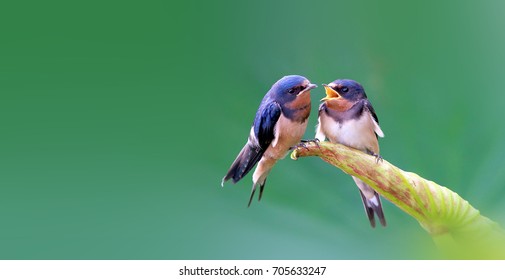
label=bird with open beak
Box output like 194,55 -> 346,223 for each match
222,75 -> 317,206
316,79 -> 386,227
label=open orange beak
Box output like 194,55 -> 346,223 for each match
321,84 -> 340,101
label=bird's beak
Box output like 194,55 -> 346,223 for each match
298,83 -> 317,95
321,84 -> 340,101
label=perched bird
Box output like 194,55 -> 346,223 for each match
316,79 -> 386,227
222,75 -> 317,206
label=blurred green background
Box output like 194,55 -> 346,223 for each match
1,0 -> 505,259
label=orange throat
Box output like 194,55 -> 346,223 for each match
325,98 -> 354,112
289,91 -> 311,109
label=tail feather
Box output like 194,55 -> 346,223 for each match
222,143 -> 264,186
359,190 -> 376,228
247,184 -> 257,207
352,176 -> 387,227
247,178 -> 267,207
258,177 -> 267,202
358,190 -> 387,228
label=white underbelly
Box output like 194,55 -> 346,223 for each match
320,113 -> 378,153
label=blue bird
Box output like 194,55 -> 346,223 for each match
222,75 -> 317,206
316,79 -> 387,227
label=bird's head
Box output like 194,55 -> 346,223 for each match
322,79 -> 367,102
270,75 -> 317,102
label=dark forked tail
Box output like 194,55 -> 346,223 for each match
222,143 -> 264,186
359,190 -> 387,228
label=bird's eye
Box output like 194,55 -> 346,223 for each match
288,88 -> 295,94
341,86 -> 349,93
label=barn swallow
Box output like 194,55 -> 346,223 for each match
222,75 -> 316,206
316,79 -> 386,227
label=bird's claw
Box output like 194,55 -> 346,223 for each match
292,141 -> 310,151
301,138 -> 320,143
300,138 -> 320,148
366,149 -> 383,163
291,139 -> 321,151
374,154 -> 383,163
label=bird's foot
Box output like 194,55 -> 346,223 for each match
300,138 -> 320,148
292,139 -> 320,151
291,142 -> 310,151
367,149 -> 383,163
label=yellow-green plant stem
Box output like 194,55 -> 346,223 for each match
291,141 -> 505,259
